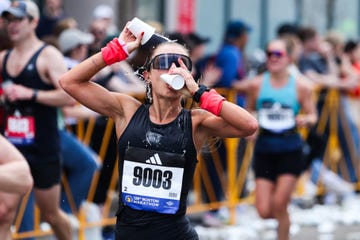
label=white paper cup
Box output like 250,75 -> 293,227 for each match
128,17 -> 156,45
160,74 -> 184,90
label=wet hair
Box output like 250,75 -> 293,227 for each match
128,34 -> 172,71
167,32 -> 188,47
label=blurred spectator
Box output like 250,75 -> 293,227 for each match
59,28 -> 94,64
58,28 -> 100,214
186,32 -> 209,62
297,26 -> 335,173
217,19 -> 251,81
36,0 -> 65,39
297,26 -> 344,87
324,30 -> 360,180
42,17 -> 78,49
187,32 -> 222,87
53,17 -> 78,37
277,22 -> 299,37
214,19 -> 251,106
298,27 -> 357,200
344,39 -> 360,113
92,4 -> 118,36
88,18 -> 108,56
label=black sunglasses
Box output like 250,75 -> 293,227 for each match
147,53 -> 192,71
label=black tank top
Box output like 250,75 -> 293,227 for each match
117,104 -> 197,223
2,45 -> 60,162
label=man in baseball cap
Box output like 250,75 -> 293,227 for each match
1,0 -> 39,20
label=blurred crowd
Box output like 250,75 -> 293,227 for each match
0,0 -> 359,240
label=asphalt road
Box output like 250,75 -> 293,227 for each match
190,195 -> 360,240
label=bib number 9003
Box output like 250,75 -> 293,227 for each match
133,166 -> 172,189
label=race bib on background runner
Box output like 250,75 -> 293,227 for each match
258,102 -> 295,133
5,109 -> 35,145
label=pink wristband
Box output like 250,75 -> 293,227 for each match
101,38 -> 128,65
200,89 -> 226,116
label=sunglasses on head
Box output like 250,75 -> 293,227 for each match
266,50 -> 286,58
148,53 -> 192,71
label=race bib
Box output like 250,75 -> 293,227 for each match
258,102 -> 295,132
5,110 -> 35,145
121,146 -> 185,214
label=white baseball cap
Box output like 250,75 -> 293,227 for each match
93,4 -> 113,20
58,28 -> 94,53
1,0 -> 39,19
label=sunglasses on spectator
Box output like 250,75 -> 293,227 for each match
148,53 -> 192,71
266,50 -> 287,58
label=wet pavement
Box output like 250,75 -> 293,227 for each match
190,195 -> 360,240
34,194 -> 360,239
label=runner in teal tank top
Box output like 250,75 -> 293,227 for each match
232,37 -> 317,240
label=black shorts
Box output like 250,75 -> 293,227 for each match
28,157 -> 62,189
115,214 -> 199,240
253,149 -> 304,182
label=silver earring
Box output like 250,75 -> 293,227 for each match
146,82 -> 153,104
